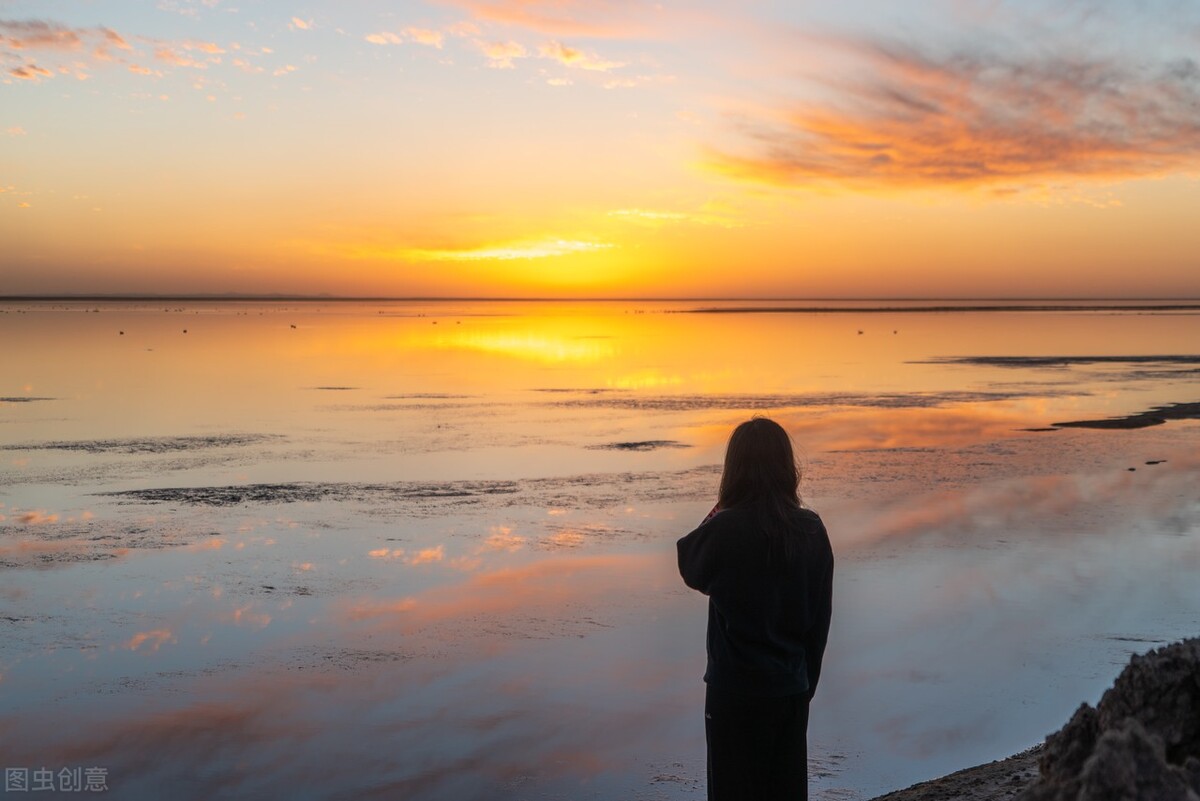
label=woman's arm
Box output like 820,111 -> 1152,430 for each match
805,539 -> 835,700
676,507 -> 722,594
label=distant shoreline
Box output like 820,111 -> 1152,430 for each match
3,296 -> 1200,313
685,304 -> 1200,313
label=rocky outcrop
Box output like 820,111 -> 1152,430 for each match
1017,638 -> 1200,801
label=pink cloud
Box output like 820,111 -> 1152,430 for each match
8,64 -> 53,81
448,0 -> 651,39
0,19 -> 83,51
709,34 -> 1200,191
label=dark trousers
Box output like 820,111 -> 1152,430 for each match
705,685 -> 810,801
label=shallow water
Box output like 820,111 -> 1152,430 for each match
2,300 -> 1199,800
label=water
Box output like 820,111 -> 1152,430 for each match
2,299 -> 1199,800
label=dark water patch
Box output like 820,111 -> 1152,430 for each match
311,386 -> 360,391
381,393 -> 474,400
328,402 -> 491,412
586,440 -> 691,451
1020,427 -> 1061,433
545,390 -> 1053,413
1053,402 -> 1200,430
103,479 -> 523,507
7,433 -> 284,454
0,397 -> 55,403
101,466 -> 721,513
921,355 -> 1200,368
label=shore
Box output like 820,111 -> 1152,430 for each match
868,746 -> 1042,801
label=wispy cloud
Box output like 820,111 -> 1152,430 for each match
405,27 -> 445,48
0,19 -> 85,50
1,18 -> 235,82
607,206 -> 742,228
365,27 -> 445,48
290,17 -> 312,31
475,39 -> 527,68
448,0 -> 651,39
154,45 -> 207,69
405,238 -> 613,262
709,35 -> 1200,192
8,64 -> 53,81
538,40 -> 623,72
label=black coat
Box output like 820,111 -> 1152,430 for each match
677,502 -> 834,698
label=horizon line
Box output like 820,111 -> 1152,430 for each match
4,294 -> 1200,303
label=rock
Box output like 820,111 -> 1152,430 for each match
1017,638 -> 1200,801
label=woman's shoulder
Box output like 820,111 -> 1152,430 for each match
794,505 -> 824,525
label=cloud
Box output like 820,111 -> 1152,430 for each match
154,46 -> 207,68
709,35 -> 1200,191
448,0 -> 650,38
607,207 -> 742,228
365,31 -> 402,45
93,28 -> 133,61
0,19 -> 83,51
475,39 -> 526,68
290,17 -> 312,31
184,39 -> 225,54
1,20 -> 139,71
8,64 -> 53,81
231,57 -> 262,74
404,238 -> 613,261
405,27 -> 444,48
1,18 -> 236,80
4,126 -> 25,135
538,40 -> 623,71
365,27 -> 445,48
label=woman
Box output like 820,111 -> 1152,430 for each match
677,417 -> 834,801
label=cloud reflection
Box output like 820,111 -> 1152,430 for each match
345,553 -> 660,629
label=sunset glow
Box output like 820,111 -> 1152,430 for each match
3,1 -> 1200,297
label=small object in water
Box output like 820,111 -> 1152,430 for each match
119,331 -> 124,335
1127,467 -> 1136,472
1145,459 -> 1166,465
290,324 -> 297,329
183,329 -> 187,333
857,330 -> 863,335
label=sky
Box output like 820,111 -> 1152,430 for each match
2,0 -> 1200,298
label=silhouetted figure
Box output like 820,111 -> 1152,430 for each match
678,417 -> 834,801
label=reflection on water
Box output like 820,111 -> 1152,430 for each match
2,300 -> 1200,799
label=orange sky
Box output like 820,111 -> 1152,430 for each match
3,1 -> 1200,297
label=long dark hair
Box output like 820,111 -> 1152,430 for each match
718,417 -> 802,536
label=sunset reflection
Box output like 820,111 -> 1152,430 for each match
2,301 -> 1200,799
